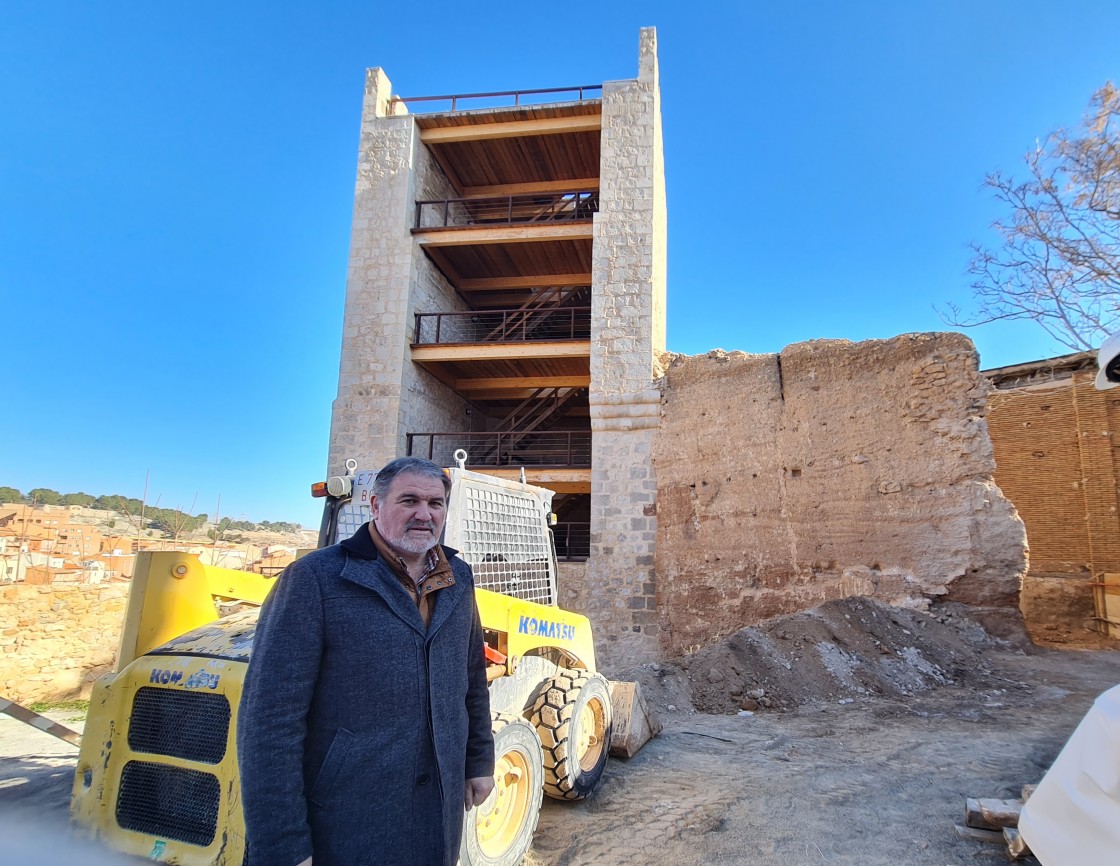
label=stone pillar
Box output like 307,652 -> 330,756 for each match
586,28 -> 669,669
327,69 -> 418,476
1072,372 -> 1120,574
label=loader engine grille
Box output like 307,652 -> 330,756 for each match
335,501 -> 367,545
458,486 -> 555,606
128,687 -> 231,764
116,760 -> 220,846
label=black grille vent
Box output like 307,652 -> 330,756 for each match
116,760 -> 220,847
129,687 -> 230,764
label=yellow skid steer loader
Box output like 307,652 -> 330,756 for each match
72,454 -> 657,865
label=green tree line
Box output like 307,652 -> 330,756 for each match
0,486 -> 301,535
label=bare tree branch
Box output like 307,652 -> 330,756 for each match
944,83 -> 1120,351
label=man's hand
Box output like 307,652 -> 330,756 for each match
464,776 -> 495,811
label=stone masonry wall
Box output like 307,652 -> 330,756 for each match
328,68 -> 416,475
653,334 -> 1027,657
397,137 -> 471,460
1,584 -> 128,702
329,70 -> 469,473
586,28 -> 668,670
591,27 -> 668,394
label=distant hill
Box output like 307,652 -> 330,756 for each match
0,485 -> 315,547
64,505 -> 320,549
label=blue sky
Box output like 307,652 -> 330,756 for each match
3,1 -> 1118,528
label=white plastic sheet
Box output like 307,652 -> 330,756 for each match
1019,684 -> 1120,865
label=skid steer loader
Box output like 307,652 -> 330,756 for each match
71,453 -> 649,866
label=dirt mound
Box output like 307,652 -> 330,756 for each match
620,597 -> 1029,716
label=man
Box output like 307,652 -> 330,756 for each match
238,457 -> 495,866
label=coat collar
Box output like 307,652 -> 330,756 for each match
338,523 -> 465,639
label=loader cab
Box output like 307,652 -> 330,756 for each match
315,454 -> 562,608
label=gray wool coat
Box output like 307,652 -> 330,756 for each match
237,524 -> 494,866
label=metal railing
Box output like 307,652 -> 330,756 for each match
390,85 -> 603,114
553,522 -> 590,561
414,307 -> 591,345
414,191 -> 597,230
407,431 -> 591,468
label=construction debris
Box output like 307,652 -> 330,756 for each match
964,797 -> 1022,830
623,597 -> 1025,716
960,790 -> 1034,860
1003,827 -> 1030,860
953,824 -> 1004,844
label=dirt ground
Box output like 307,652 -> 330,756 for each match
529,598 -> 1120,866
1,598 -> 1118,865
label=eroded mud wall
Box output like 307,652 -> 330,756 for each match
653,333 -> 1026,656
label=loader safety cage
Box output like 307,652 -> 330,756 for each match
319,463 -> 559,608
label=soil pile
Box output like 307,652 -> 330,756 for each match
622,596 -> 1031,716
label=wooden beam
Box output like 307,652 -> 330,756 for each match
459,293 -> 537,309
463,392 -> 593,403
411,358 -> 459,390
411,342 -> 591,363
455,375 -> 590,392
450,389 -> 552,401
462,178 -> 600,197
459,274 -> 591,291
416,223 -> 593,246
474,468 -> 591,494
419,246 -> 463,287
421,115 -> 601,144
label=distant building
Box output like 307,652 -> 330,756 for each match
0,506 -> 103,559
248,545 -> 297,576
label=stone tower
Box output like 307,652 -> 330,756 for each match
328,28 -> 667,668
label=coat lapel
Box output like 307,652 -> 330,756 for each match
339,557 -> 426,637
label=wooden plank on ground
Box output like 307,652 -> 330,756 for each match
954,824 -> 1004,844
965,797 -> 1022,830
1004,827 -> 1030,860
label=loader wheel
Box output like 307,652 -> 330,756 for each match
529,671 -> 612,800
460,714 -> 544,866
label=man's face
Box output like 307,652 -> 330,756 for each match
371,471 -> 448,558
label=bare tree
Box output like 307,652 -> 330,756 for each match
947,83 -> 1120,351
154,493 -> 200,543
114,482 -> 159,548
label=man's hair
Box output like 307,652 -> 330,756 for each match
371,457 -> 452,501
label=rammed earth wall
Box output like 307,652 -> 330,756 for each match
651,333 -> 1027,657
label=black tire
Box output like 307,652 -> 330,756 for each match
459,714 -> 544,866
528,671 -> 612,800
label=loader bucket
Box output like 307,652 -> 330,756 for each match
608,680 -> 662,758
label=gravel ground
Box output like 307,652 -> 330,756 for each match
526,644 -> 1120,866
1,602 -> 1117,866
